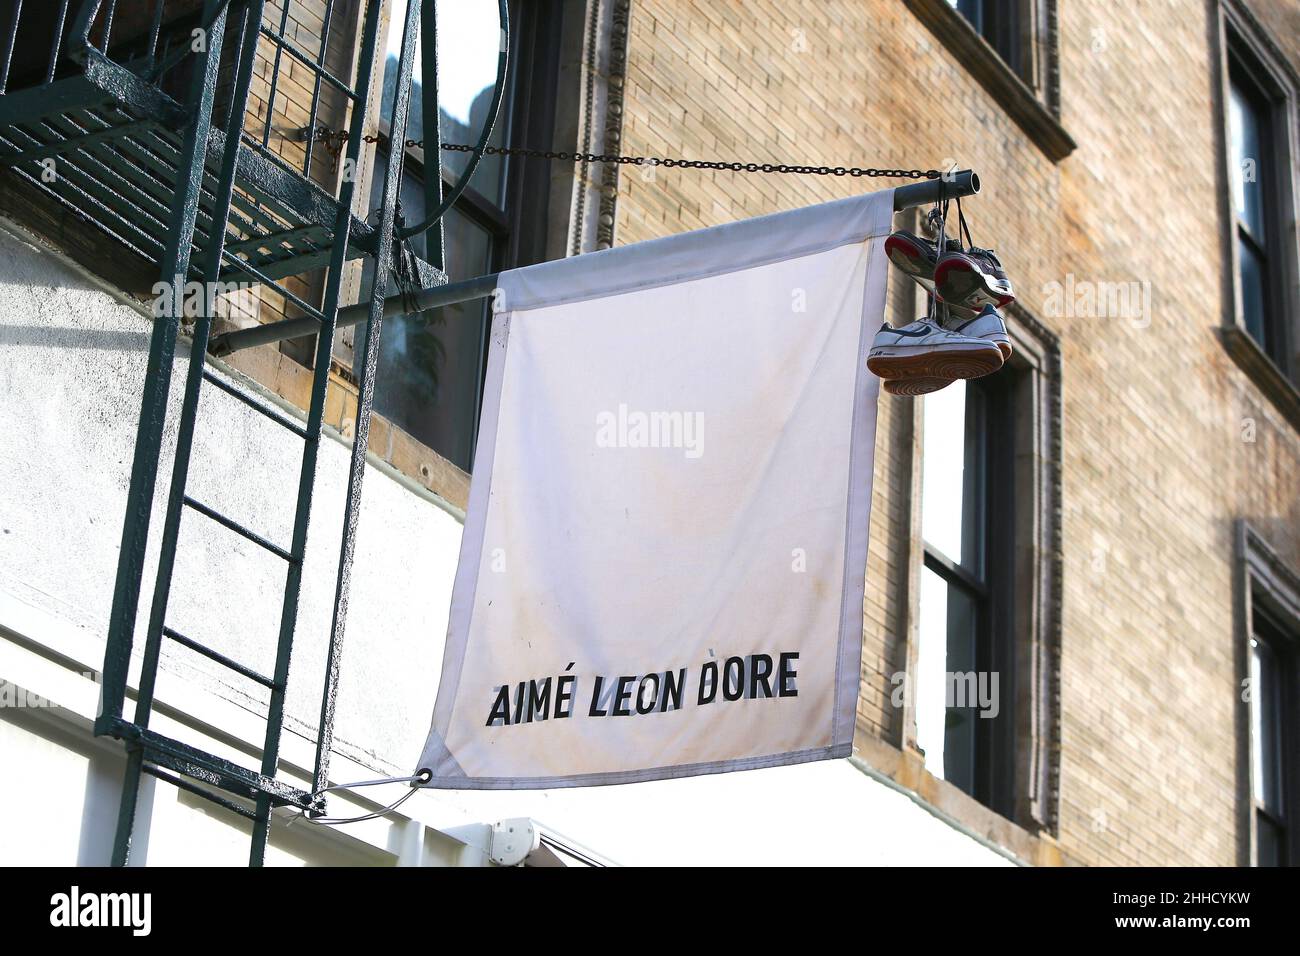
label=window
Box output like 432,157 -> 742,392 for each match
947,0 -> 1023,76
906,302 -> 1062,832
361,162 -> 498,471
358,0 -> 564,471
916,375 -> 1016,813
1249,612 -> 1293,866
1228,53 -> 1288,370
909,0 -> 1071,160
1240,522 -> 1300,867
1217,5 -> 1300,401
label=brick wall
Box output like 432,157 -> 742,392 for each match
615,0 -> 1300,865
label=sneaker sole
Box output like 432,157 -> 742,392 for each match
867,343 -> 1004,380
885,235 -> 937,292
884,376 -> 953,396
980,336 -> 1013,361
934,258 -> 1015,311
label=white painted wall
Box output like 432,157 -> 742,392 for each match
0,219 -> 1013,866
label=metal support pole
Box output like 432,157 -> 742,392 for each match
209,171 -> 979,358
210,272 -> 497,355
896,169 -> 979,211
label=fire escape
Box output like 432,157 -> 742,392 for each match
0,0 -> 506,865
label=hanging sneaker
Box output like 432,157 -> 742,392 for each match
866,320 -> 1004,382
939,303 -> 1012,360
884,231 -> 938,293
882,306 -> 1010,393
883,230 -> 961,294
934,246 -> 1015,311
883,376 -> 954,396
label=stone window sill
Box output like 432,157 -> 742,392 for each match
1220,325 -> 1300,433
902,0 -> 1076,163
852,735 -> 1072,866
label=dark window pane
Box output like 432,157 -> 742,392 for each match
364,207 -> 493,471
961,383 -> 988,578
942,579 -> 980,794
443,204 -> 495,279
917,566 -> 980,796
1238,235 -> 1268,350
947,0 -> 1019,72
950,0 -> 984,32
1255,810 -> 1285,867
1229,79 -> 1267,241
362,148 -> 495,471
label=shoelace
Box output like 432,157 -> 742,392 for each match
929,189 -> 952,329
967,246 -> 1003,266
953,201 -> 1006,266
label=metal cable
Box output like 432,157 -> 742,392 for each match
297,769 -> 431,826
316,771 -> 431,794
300,786 -> 421,826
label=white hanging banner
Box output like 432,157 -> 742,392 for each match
417,188 -> 895,789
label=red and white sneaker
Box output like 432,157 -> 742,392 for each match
884,230 -> 960,295
884,231 -> 938,293
934,246 -> 1015,311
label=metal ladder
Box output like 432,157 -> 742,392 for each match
0,0 -> 433,865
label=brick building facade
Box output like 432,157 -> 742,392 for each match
604,0 -> 1300,866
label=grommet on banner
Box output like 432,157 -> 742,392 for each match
315,770 -> 431,795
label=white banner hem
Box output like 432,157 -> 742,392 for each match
419,743 -> 853,790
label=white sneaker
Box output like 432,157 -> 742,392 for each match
940,304 -> 1012,360
867,319 -> 1004,382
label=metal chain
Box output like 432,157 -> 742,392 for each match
313,127 -> 939,180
